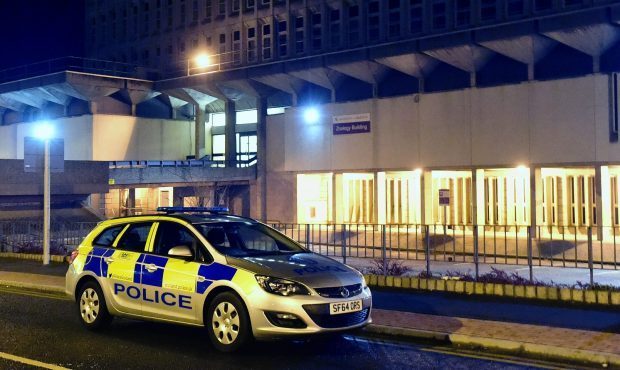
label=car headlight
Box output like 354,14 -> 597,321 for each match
255,275 -> 310,296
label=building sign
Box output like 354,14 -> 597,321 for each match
333,113 -> 371,135
439,189 -> 450,206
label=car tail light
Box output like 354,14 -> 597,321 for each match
68,249 -> 79,264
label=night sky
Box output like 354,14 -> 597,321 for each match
0,0 -> 84,70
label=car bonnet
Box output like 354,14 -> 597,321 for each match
225,252 -> 363,288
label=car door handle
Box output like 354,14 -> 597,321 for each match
104,257 -> 114,264
197,276 -> 206,283
144,264 -> 158,273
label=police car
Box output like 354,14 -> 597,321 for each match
66,207 -> 372,352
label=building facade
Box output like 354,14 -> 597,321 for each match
1,1 -> 620,244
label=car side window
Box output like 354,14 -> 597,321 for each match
154,222 -> 212,263
92,225 -> 125,247
116,223 -> 152,252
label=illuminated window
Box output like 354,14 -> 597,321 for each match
343,173 -> 375,224
297,174 -> 333,223
432,171 -> 472,225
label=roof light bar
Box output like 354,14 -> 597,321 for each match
156,206 -> 230,214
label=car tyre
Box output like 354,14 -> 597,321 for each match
206,292 -> 252,352
77,281 -> 112,330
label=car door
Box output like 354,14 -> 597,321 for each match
101,222 -> 155,316
140,221 -> 210,324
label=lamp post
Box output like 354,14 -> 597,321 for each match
187,53 -> 211,76
34,123 -> 54,266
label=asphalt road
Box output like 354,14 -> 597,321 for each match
0,289 -> 559,370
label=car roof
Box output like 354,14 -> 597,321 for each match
108,213 -> 257,224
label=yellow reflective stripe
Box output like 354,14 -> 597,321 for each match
162,259 -> 200,293
145,223 -> 159,253
231,270 -> 257,294
107,250 -> 141,282
112,224 -> 131,248
72,246 -> 93,273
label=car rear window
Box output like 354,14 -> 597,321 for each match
92,225 -> 125,247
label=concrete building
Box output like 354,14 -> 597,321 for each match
1,0 -> 620,243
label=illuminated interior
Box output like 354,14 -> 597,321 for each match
431,171 -> 472,226
377,171 -> 422,225
296,173 -> 333,223
340,173 -> 375,224
481,167 -> 530,228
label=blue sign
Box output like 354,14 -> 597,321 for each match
332,113 -> 372,135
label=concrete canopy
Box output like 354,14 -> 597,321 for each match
423,44 -> 494,73
374,53 -> 439,78
328,60 -> 391,85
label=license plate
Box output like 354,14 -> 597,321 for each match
329,300 -> 362,315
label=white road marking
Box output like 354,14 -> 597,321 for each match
0,351 -> 69,370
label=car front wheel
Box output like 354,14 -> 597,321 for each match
206,292 -> 251,352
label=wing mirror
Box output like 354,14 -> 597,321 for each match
168,245 -> 194,260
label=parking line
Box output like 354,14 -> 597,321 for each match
0,351 -> 69,370
0,286 -> 69,301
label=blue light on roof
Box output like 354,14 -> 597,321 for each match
156,206 -> 230,214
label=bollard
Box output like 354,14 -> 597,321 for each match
527,226 -> 533,282
381,224 -> 387,275
473,225 -> 479,279
341,224 -> 347,265
425,225 -> 431,277
588,226 -> 594,285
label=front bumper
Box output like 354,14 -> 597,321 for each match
245,286 -> 372,339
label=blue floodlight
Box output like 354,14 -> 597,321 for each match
303,107 -> 320,124
33,122 -> 54,140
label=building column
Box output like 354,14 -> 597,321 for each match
421,170 -> 433,225
531,167 -> 541,238
256,97 -> 268,221
89,101 -> 98,115
194,104 -> 206,159
527,64 -> 535,81
225,100 -> 236,167
473,169 -> 485,226
127,188 -> 136,216
597,165 -> 611,241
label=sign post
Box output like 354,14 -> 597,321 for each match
439,189 -> 450,227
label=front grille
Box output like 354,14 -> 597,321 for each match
303,305 -> 370,329
315,283 -> 363,298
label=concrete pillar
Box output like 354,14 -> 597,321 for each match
418,77 -> 425,93
527,64 -> 535,81
194,104 -> 206,159
531,167 -> 541,238
372,84 -> 379,99
89,101 -> 98,115
593,55 -> 600,74
127,188 -> 136,216
330,89 -> 336,103
470,72 -> 476,87
225,100 -> 236,167
473,169 -> 485,226
376,172 -> 386,225
596,165 -> 611,241
256,97 -> 268,221
131,104 -> 137,116
421,170 -> 433,225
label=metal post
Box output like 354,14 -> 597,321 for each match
425,225 -> 431,277
43,139 -> 50,266
305,224 -> 310,250
473,225 -> 479,279
381,225 -> 387,275
527,226 -> 533,282
341,224 -> 347,265
588,226 -> 594,285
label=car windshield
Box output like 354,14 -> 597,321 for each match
193,222 -> 308,257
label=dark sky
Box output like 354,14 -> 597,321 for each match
0,0 -> 84,70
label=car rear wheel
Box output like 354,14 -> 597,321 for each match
77,281 -> 112,330
207,292 -> 251,352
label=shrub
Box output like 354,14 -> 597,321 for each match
367,259 -> 411,276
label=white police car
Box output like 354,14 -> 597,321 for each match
66,207 -> 372,352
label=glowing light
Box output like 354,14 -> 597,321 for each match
33,123 -> 54,140
194,53 -> 211,68
516,165 -> 529,176
303,107 -> 320,124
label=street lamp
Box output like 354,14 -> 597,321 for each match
188,53 -> 211,76
34,122 -> 54,266
303,107 -> 320,124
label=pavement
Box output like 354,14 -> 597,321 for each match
2,258 -> 620,368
